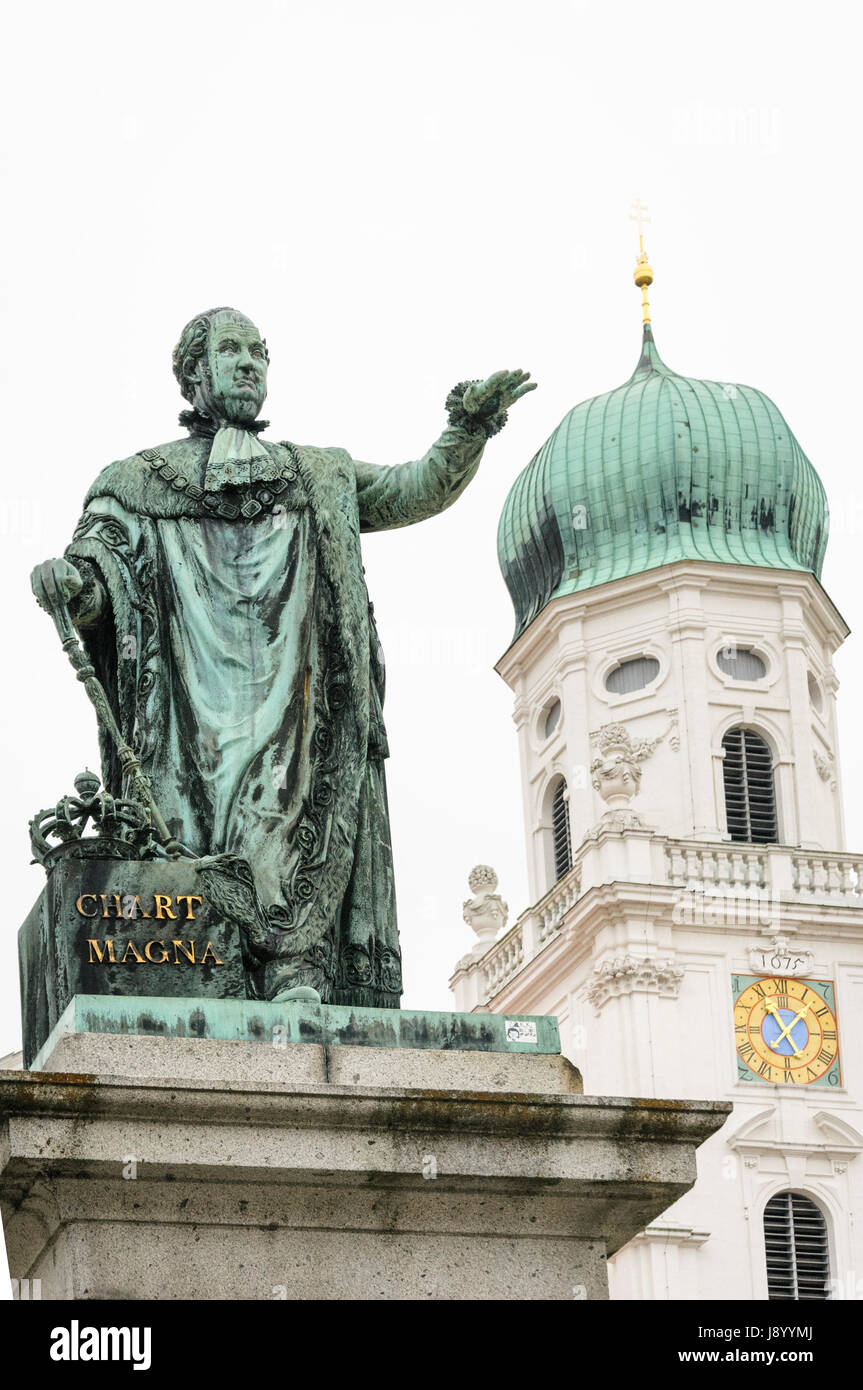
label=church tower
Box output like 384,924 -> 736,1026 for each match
451,233 -> 863,1301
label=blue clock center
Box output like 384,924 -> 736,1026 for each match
761,1007 -> 809,1055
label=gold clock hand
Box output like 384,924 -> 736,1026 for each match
762,1001 -> 800,1056
763,999 -> 810,1057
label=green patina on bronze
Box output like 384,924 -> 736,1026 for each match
31,994 -> 560,1070
498,323 -> 829,640
19,857 -> 250,1067
29,309 -> 536,1016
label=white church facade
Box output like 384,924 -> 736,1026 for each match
452,258 -> 863,1300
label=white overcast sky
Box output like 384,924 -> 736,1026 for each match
0,0 -> 860,1056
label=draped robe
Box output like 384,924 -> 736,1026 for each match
65,427 -> 486,1007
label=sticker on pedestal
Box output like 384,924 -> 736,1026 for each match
505,1020 -> 538,1044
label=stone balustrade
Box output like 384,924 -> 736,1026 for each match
537,865 -> 583,944
462,864 -> 582,1002
453,833 -> 863,1008
664,842 -> 863,902
791,850 -> 863,899
482,924 -> 525,995
665,843 -> 767,890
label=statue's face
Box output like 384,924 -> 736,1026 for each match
198,311 -> 268,422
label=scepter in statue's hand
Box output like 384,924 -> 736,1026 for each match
30,557 -> 191,859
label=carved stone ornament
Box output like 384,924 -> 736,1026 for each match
588,712 -> 678,809
462,865 -> 508,950
29,769 -> 162,871
587,954 -> 685,1011
746,933 -> 815,979
581,807 -> 647,840
813,749 -> 837,791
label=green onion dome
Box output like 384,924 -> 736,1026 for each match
498,324 -> 829,641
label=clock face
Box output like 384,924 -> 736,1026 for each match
731,975 -> 841,1087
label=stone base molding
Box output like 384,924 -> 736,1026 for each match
0,1033 -> 727,1300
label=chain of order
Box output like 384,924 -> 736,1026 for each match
139,442 -> 304,520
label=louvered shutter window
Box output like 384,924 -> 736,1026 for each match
764,1192 -> 829,1300
605,656 -> 660,695
722,727 -> 778,843
551,779 -> 572,881
716,647 -> 767,680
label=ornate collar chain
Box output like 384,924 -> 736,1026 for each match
139,442 -> 304,521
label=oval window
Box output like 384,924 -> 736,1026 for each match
808,671 -> 824,712
716,647 -> 767,681
543,699 -> 561,739
605,656 -> 660,695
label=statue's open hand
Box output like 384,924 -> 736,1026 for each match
31,557 -> 83,614
463,369 -> 537,417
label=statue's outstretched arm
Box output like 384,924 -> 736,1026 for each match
353,424 -> 484,532
354,369 -> 535,533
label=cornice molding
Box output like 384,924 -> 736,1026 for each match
630,1223 -> 711,1248
496,562 -> 849,685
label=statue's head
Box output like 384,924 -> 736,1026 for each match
173,307 -> 269,425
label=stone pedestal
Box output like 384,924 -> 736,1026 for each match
18,860 -> 247,1067
0,1024 -> 729,1300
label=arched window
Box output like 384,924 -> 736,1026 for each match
551,778 -> 572,881
722,727 -> 778,843
764,1192 -> 829,1300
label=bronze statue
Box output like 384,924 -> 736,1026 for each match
31,307 -> 535,1005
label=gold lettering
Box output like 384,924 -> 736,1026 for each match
87,939 -> 116,964
144,940 -> 169,963
76,895 -> 99,917
154,894 -> 178,920
175,894 -> 203,921
100,893 -> 110,918
120,940 -> 145,963
111,893 -> 123,918
172,940 -> 196,964
199,941 -> 224,965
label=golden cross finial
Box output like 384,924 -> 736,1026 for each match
629,198 -> 650,243
629,198 -> 654,325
